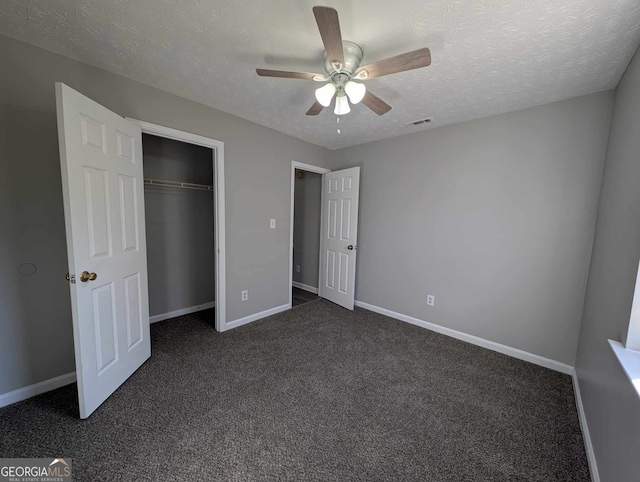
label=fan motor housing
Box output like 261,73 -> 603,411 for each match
324,40 -> 364,76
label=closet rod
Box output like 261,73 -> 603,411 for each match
144,178 -> 213,192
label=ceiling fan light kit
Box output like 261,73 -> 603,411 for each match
315,82 -> 337,107
256,6 -> 432,117
344,80 -> 366,104
315,67 -> 367,111
334,93 -> 351,115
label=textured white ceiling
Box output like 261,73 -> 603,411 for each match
1,0 -> 639,149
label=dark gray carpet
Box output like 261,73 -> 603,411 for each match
0,300 -> 589,481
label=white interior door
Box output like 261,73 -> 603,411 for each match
320,167 -> 360,310
56,83 -> 150,419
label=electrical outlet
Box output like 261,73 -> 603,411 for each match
296,265 -> 301,273
241,290 -> 248,301
270,218 -> 276,229
427,294 -> 435,306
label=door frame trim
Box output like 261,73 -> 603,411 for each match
289,161 -> 331,308
127,119 -> 226,331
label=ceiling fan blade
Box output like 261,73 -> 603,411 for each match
313,6 -> 345,66
357,48 -> 431,79
306,101 -> 324,116
256,69 -> 322,80
362,91 -> 392,115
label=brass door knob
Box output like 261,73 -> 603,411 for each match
80,271 -> 98,282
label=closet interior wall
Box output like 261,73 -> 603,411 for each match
142,133 -> 215,319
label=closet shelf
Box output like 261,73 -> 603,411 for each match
144,178 -> 213,192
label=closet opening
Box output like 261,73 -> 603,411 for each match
289,161 -> 330,308
139,130 -> 222,330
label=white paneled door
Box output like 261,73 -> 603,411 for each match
56,83 -> 150,419
320,167 -> 360,310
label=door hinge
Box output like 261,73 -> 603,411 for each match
66,273 -> 76,284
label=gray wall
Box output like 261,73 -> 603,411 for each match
293,171 -> 322,289
329,92 -> 614,365
0,104 -> 75,395
143,134 -> 215,317
0,35 -> 330,395
575,46 -> 640,481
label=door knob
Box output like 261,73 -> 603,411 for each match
80,271 -> 98,282
347,245 -> 357,251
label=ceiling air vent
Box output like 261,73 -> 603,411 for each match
405,117 -> 434,127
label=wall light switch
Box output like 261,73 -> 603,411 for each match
270,219 -> 276,229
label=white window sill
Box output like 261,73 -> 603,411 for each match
609,339 -> 640,399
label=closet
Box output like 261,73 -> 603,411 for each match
142,133 -> 215,323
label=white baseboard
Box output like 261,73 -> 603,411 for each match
224,303 -> 290,331
150,301 -> 216,324
572,370 -> 600,482
0,372 -> 76,408
354,300 -> 574,375
292,281 -> 318,294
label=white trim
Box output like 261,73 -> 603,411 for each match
608,339 -> 640,399
292,281 -> 319,294
289,161 -> 331,308
127,119 -> 224,150
624,260 -> 640,351
354,300 -> 574,374
572,370 -> 600,482
126,119 -> 226,333
0,372 -> 77,408
291,161 -> 332,174
224,304 -> 290,331
149,301 -> 216,324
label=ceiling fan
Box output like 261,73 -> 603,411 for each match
256,6 -> 431,116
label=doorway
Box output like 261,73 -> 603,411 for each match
289,161 -> 330,308
128,119 -> 226,331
